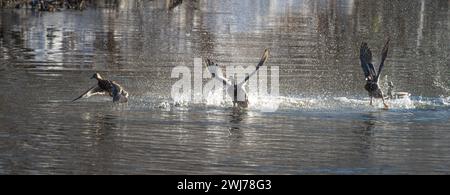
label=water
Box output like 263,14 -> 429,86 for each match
0,0 -> 449,174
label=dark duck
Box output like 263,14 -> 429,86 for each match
73,73 -> 129,103
205,49 -> 270,108
360,39 -> 390,109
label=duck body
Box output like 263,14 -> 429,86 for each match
96,79 -> 128,102
365,81 -> 383,99
227,83 -> 249,108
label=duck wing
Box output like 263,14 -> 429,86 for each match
111,81 -> 128,102
375,39 -> 390,82
239,48 -> 270,85
205,59 -> 233,87
360,42 -> 377,81
72,85 -> 105,102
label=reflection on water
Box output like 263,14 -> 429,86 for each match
0,0 -> 449,174
228,108 -> 247,136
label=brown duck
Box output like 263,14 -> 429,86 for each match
73,73 -> 129,102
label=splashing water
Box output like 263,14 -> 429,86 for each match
113,92 -> 449,113
434,75 -> 450,94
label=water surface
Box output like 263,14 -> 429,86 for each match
0,0 -> 449,174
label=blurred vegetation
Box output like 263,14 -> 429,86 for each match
0,0 -> 88,11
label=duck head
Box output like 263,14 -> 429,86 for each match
91,73 -> 103,80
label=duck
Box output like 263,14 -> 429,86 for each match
360,39 -> 390,109
72,73 -> 129,103
387,81 -> 411,99
205,49 -> 269,108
